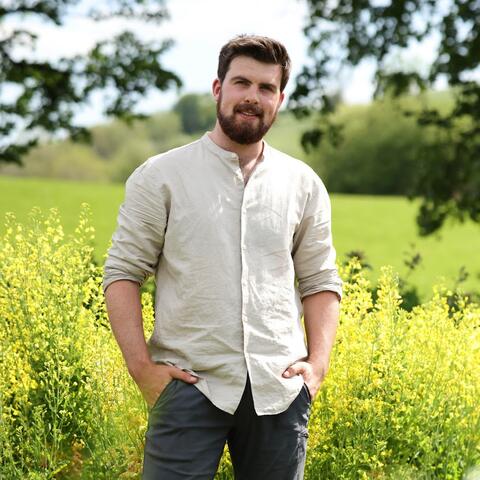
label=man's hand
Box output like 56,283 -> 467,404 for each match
105,281 -> 199,408
282,359 -> 328,401
130,361 -> 199,408
284,291 -> 340,402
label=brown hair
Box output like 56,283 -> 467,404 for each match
217,35 -> 291,92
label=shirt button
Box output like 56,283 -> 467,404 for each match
242,313 -> 248,322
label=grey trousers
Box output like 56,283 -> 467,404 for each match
142,376 -> 311,480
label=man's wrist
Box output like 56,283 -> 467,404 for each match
127,356 -> 154,380
306,357 -> 329,378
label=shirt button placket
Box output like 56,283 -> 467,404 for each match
239,165 -> 252,378
240,201 -> 249,323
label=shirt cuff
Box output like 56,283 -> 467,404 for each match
298,269 -> 343,301
103,271 -> 146,293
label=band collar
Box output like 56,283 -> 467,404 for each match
201,132 -> 270,166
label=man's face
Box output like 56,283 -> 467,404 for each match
213,56 -> 285,145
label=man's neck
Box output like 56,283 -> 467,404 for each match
209,124 -> 264,166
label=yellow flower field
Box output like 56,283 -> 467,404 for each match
1,207 -> 479,479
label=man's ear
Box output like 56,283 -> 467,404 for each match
274,91 -> 285,116
212,78 -> 221,102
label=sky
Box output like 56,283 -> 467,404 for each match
3,0 -> 443,127
156,0 -> 379,108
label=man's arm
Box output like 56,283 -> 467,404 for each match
283,290 -> 340,400
105,280 -> 198,407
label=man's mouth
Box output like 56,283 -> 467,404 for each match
235,105 -> 263,118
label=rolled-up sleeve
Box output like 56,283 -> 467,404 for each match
292,176 -> 342,301
103,162 -> 168,293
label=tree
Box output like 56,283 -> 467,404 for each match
173,93 -> 216,135
0,0 -> 181,164
291,0 -> 480,235
311,98 -> 428,196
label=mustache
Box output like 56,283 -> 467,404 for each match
234,104 -> 264,116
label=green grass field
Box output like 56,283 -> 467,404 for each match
1,175 -> 478,300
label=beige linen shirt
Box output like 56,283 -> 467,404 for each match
103,133 -> 342,415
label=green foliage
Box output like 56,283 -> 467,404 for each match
309,99 -> 421,195
308,93 -> 455,197
95,112 -> 194,183
264,111 -> 313,160
173,93 -> 217,134
1,141 -> 111,181
0,111 -> 194,183
1,108 -> 308,183
293,0 -> 480,235
0,0 -> 181,164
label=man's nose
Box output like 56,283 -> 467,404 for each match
244,86 -> 259,103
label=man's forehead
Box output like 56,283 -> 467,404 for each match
225,55 -> 282,87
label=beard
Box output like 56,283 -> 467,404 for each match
216,93 -> 278,145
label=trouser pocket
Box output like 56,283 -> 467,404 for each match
302,382 -> 312,404
150,379 -> 176,412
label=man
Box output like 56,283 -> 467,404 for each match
104,35 -> 342,480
